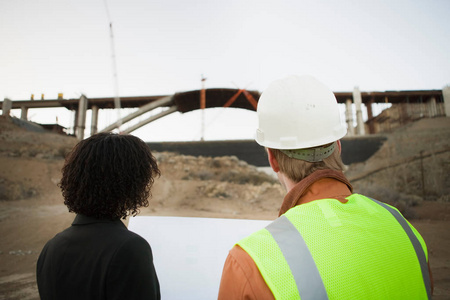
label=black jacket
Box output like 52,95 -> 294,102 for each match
37,214 -> 160,300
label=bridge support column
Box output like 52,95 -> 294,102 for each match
73,110 -> 78,135
366,99 -> 375,134
428,97 -> 437,117
91,105 -> 99,135
443,86 -> 450,117
2,98 -> 12,116
75,95 -> 88,140
20,106 -> 28,120
345,99 -> 355,136
353,87 -> 365,135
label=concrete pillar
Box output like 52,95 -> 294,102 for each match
443,86 -> 450,117
366,100 -> 374,120
2,98 -> 12,116
75,95 -> 88,140
353,86 -> 365,135
20,106 -> 28,120
73,110 -> 78,135
345,99 -> 355,136
91,105 -> 99,135
366,100 -> 375,134
428,97 -> 437,117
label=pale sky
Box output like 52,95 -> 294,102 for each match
1,0 -> 449,141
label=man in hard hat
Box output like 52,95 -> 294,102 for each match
218,75 -> 432,299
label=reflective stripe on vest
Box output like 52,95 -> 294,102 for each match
266,215 -> 329,299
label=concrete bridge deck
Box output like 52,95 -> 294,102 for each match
1,88 -> 444,111
1,87 -> 447,140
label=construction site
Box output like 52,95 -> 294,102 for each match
0,87 -> 449,299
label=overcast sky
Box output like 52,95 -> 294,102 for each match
1,0 -> 449,141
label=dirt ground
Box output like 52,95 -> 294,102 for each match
0,115 -> 449,299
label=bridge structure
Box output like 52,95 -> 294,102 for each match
1,87 -> 450,140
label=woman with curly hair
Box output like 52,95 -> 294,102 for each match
37,132 -> 161,300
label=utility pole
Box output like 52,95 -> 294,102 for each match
104,0 -> 121,131
200,75 -> 206,141
109,22 -> 121,129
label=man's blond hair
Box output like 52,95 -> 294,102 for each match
270,146 -> 345,183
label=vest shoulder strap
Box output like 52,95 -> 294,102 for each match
368,197 -> 432,298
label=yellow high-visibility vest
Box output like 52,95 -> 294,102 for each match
238,194 -> 431,299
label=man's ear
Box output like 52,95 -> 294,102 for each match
337,140 -> 342,153
267,148 -> 280,173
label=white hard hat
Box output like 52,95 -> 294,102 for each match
255,75 -> 347,150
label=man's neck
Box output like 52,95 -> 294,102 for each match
277,171 -> 297,193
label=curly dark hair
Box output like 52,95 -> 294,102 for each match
59,132 -> 160,220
